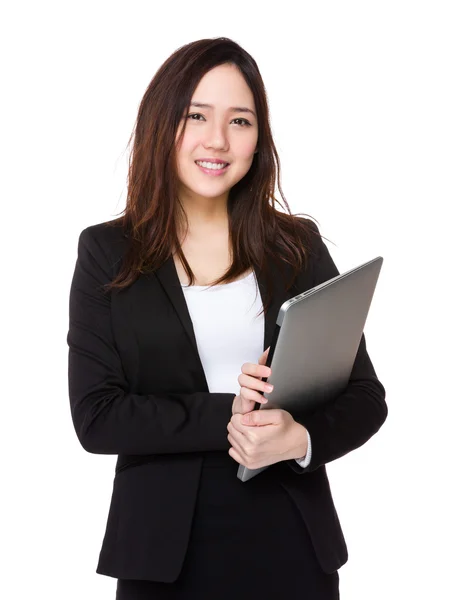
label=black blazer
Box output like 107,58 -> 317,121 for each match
67,217 -> 387,583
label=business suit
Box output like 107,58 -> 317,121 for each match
67,216 -> 387,586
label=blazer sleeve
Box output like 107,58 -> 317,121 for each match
286,224 -> 388,474
67,227 -> 235,456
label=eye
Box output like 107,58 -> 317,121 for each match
187,113 -> 205,122
186,114 -> 252,127
231,118 -> 252,127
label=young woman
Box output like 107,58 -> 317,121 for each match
67,37 -> 387,599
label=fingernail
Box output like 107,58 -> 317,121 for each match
265,384 -> 273,392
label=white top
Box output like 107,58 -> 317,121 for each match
181,270 -> 312,467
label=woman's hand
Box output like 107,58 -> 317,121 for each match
231,346 -> 272,416
228,347 -> 308,468
227,409 -> 308,470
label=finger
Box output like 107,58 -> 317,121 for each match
229,437 -> 263,470
227,426 -> 246,454
239,396 -> 256,414
238,385 -> 269,406
238,373 -> 273,395
228,433 -> 252,463
241,361 -> 271,380
228,446 -> 245,465
228,420 -> 248,441
227,429 -> 246,450
232,391 -> 256,415
241,408 -> 283,427
258,346 -> 270,366
231,412 -> 262,433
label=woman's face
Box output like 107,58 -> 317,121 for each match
175,63 -> 258,207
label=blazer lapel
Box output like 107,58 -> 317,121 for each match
153,254 -> 291,367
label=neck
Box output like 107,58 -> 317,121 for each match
176,204 -> 229,239
176,187 -> 229,231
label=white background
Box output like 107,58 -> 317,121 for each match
2,1 -> 451,598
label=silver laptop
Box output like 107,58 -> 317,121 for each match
237,256 -> 383,482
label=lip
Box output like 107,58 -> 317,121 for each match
195,158 -> 230,164
195,161 -> 230,176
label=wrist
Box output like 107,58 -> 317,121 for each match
285,422 -> 308,461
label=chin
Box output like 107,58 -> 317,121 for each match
188,186 -> 231,199
181,176 -> 234,196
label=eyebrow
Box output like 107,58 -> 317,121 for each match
190,102 -> 256,118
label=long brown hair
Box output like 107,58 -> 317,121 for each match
104,37 -> 325,316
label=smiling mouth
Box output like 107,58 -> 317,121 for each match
194,161 -> 231,177
194,160 -> 230,170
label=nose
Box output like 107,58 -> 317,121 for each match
203,119 -> 229,152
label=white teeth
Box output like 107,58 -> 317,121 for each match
196,160 -> 228,170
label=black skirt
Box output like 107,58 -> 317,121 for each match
116,451 -> 339,599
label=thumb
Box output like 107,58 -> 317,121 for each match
258,346 -> 270,366
242,408 -> 279,426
